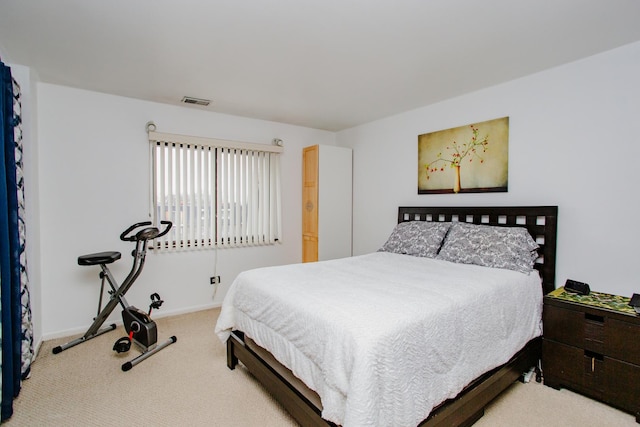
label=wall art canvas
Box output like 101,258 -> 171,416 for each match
418,117 -> 509,194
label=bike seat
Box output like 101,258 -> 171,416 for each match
78,251 -> 122,266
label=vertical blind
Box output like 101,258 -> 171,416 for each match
149,131 -> 282,251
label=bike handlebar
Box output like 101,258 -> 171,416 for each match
155,221 -> 173,238
120,221 -> 173,242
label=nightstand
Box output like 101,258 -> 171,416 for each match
542,288 -> 640,423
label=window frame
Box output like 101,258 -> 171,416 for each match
148,131 -> 283,251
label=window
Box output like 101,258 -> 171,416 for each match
149,131 -> 282,251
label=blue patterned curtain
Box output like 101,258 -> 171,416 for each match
0,59 -> 33,421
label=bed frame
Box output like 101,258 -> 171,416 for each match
226,205 -> 558,427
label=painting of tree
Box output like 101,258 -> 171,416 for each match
418,117 -> 509,194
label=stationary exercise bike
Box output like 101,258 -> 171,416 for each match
53,221 -> 176,371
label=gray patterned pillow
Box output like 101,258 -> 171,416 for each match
379,221 -> 451,258
436,222 -> 539,273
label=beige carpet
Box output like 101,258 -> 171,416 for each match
5,308 -> 637,426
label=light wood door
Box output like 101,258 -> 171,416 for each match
302,145 -> 318,262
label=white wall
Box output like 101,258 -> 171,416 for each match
21,39 -> 640,339
37,84 -> 335,338
337,41 -> 640,298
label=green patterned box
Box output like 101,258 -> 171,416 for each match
548,287 -> 637,315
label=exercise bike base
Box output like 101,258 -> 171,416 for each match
52,323 -> 117,354
122,335 -> 177,372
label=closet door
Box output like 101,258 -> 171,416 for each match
302,145 -> 319,262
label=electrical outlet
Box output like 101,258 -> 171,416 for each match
210,276 -> 220,285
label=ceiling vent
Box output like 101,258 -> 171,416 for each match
181,96 -> 211,106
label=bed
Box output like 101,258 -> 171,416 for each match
216,205 -> 558,427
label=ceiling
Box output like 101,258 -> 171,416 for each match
1,1 -> 640,132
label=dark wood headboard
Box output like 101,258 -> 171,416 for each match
398,206 -> 558,294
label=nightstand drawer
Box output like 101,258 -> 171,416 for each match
605,357 -> 640,414
543,339 -> 583,387
543,304 -> 584,346
543,304 -> 605,353
542,339 -> 604,398
606,318 -> 640,366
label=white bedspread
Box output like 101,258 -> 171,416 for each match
215,252 -> 542,427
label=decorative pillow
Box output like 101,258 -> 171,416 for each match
436,222 -> 539,273
379,221 -> 451,258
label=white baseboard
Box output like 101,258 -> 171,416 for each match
40,302 -> 222,342
31,337 -> 44,361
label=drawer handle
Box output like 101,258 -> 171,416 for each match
585,313 -> 604,323
584,350 -> 603,372
584,350 -> 603,360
